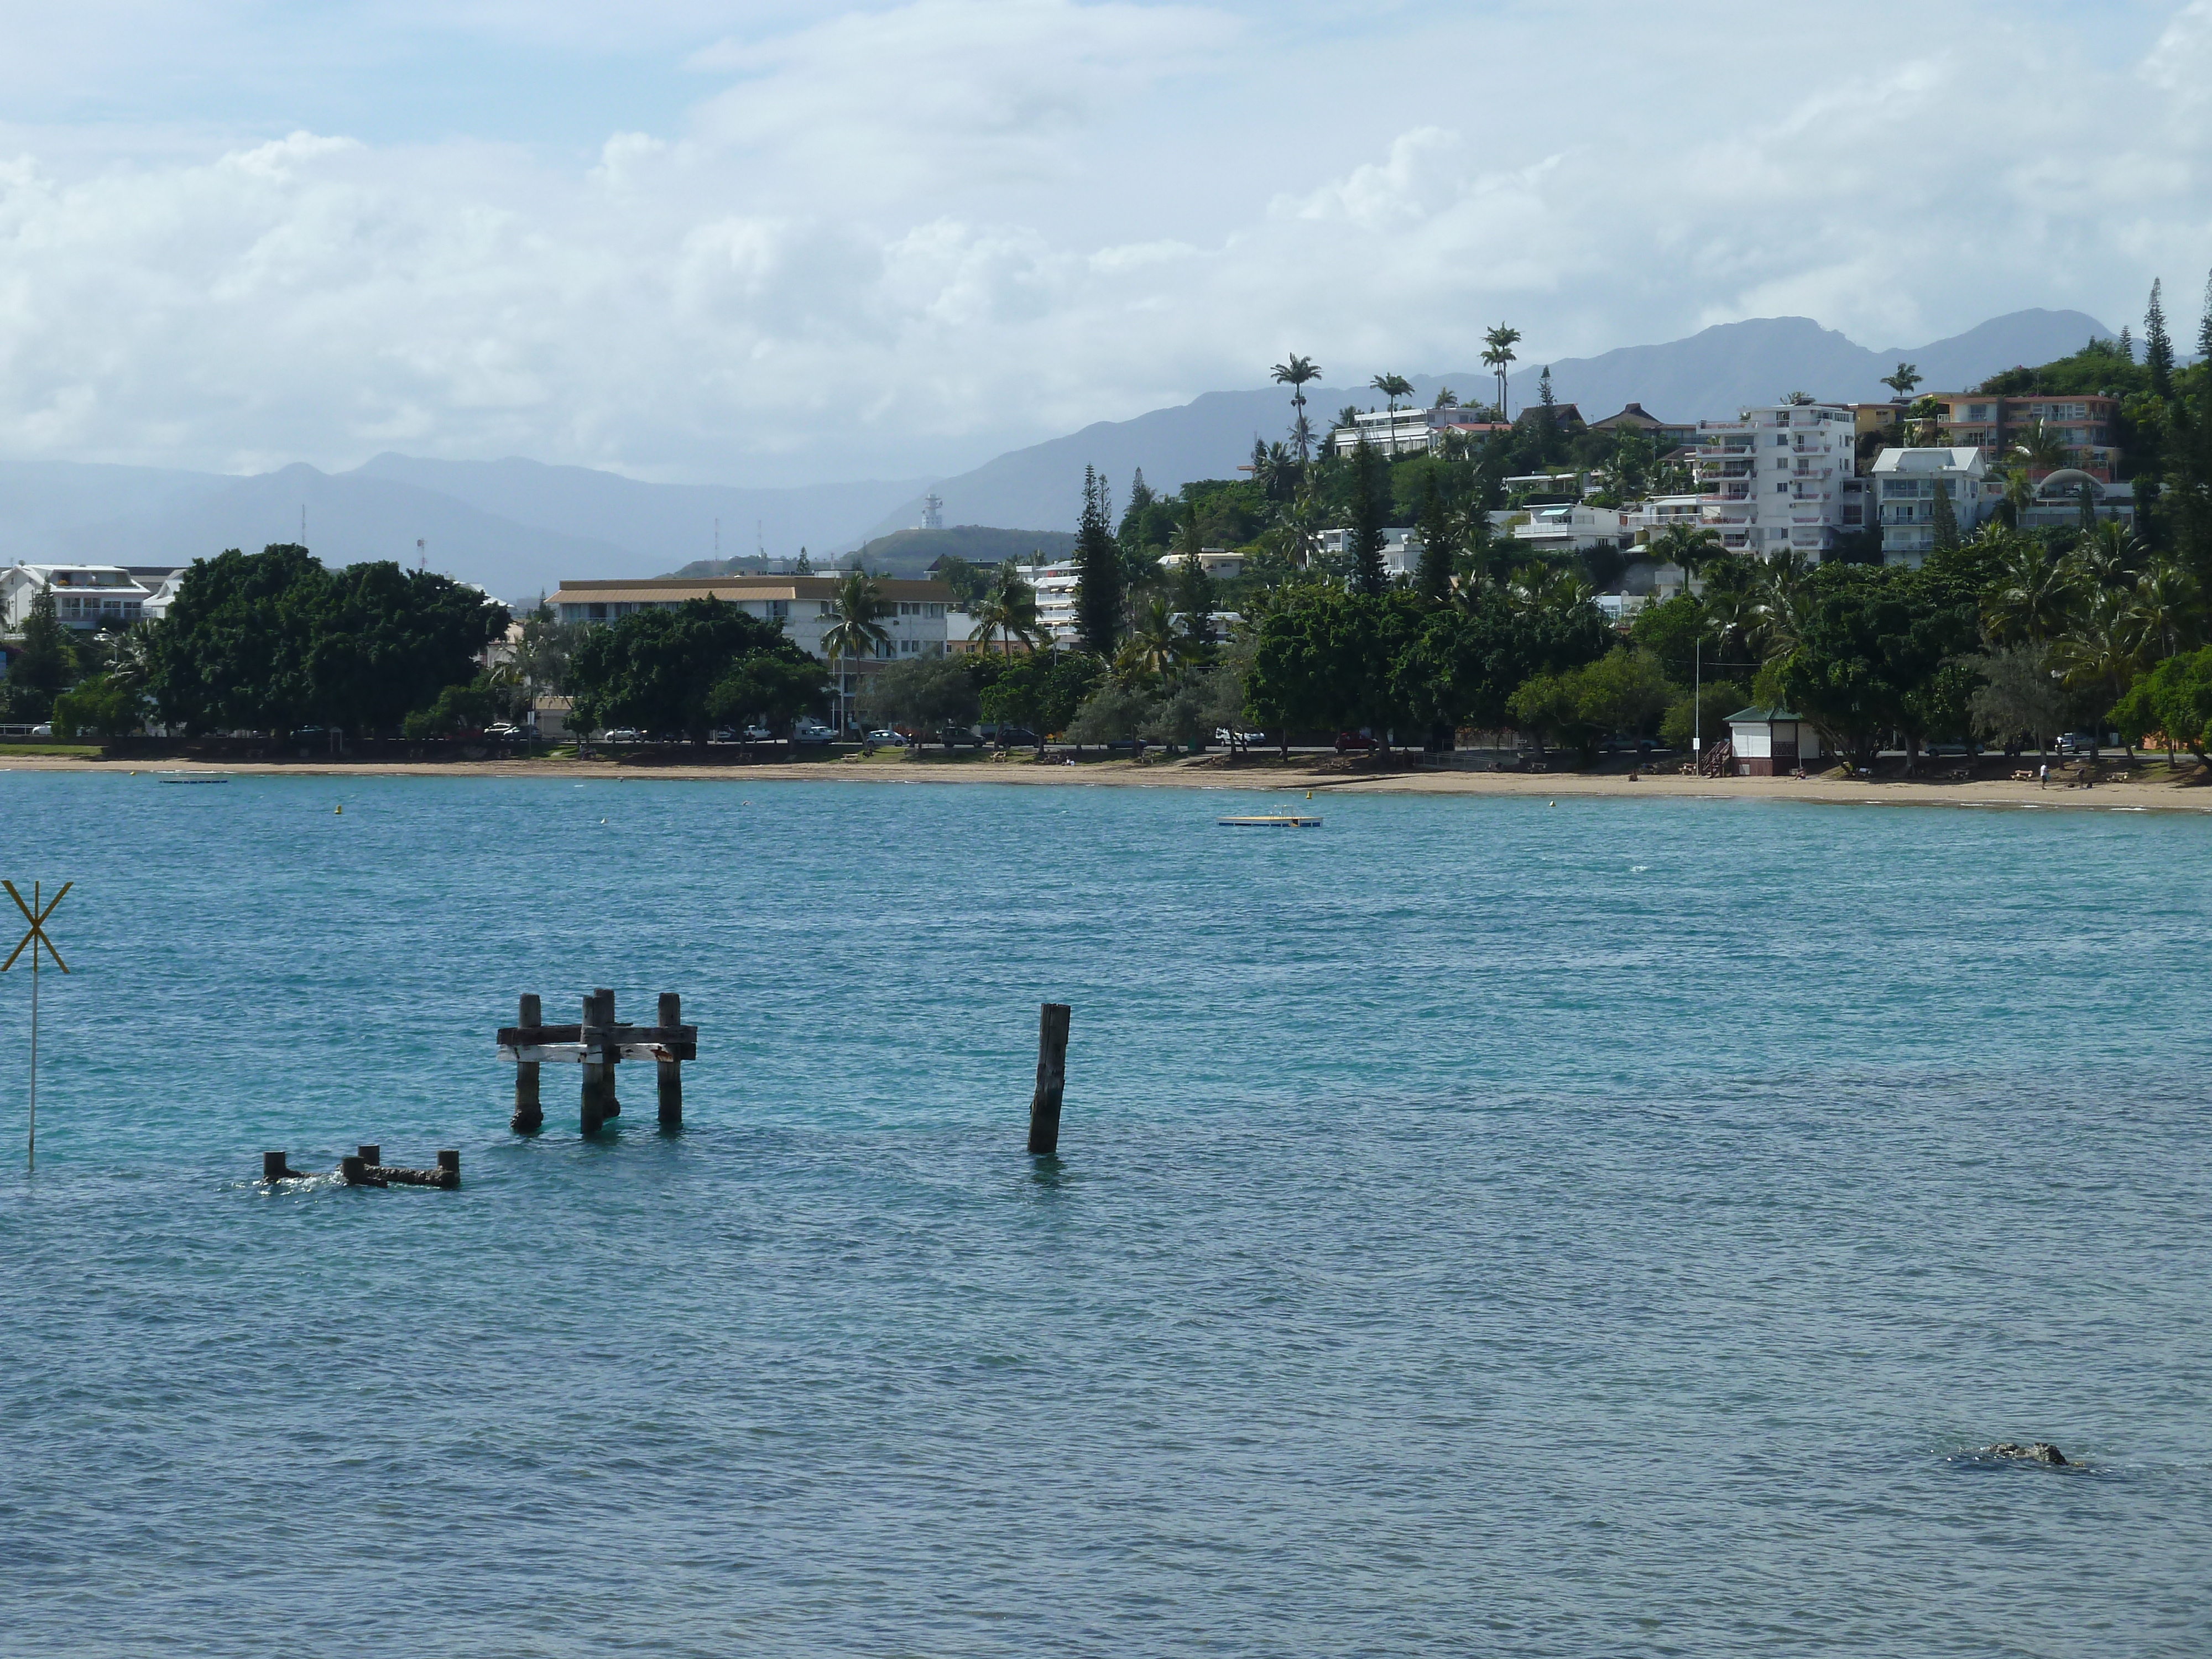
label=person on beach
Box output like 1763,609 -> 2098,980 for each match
2039,763 -> 2048,789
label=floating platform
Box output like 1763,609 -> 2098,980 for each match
1217,815 -> 1323,828
158,773 -> 231,784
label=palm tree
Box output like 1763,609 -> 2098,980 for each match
1755,552 -> 1818,656
2068,520 -> 2140,597
1370,372 -> 1413,414
1432,386 -> 1459,409
969,560 -> 1041,658
1999,465 -> 2035,528
1119,597 -> 1180,684
2130,556 -> 2200,662
1880,362 -> 1923,399
2012,419 -> 2071,476
818,568 -> 891,733
1985,537 -> 2078,645
1646,522 -> 1723,583
2052,587 -> 2141,758
1481,324 -> 1520,419
1270,354 -> 1322,462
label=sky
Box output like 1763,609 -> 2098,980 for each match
0,0 -> 2206,486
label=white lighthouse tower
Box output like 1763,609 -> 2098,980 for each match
919,492 -> 944,531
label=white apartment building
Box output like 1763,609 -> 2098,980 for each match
1869,447 -> 2000,566
1313,527 -> 1423,577
2,564 -> 159,632
1028,559 -> 1081,645
1694,403 -> 1861,557
1514,505 -> 1627,557
1330,407 -> 1510,459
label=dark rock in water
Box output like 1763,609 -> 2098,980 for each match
1986,1441 -> 2068,1465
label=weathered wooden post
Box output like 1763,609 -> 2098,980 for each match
437,1150 -> 460,1186
581,987 -> 617,1135
1026,1002 -> 1071,1156
262,1150 -> 301,1183
657,991 -> 683,1131
357,1144 -> 380,1167
338,1154 -> 386,1187
511,993 -> 542,1133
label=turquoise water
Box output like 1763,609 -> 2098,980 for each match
1,773 -> 2207,1656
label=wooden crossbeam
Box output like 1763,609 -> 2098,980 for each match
498,1041 -> 691,1065
495,1022 -> 695,1058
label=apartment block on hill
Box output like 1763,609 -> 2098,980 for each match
1933,393 -> 2121,482
1,563 -> 178,632
1693,403 -> 1866,557
1330,406 -> 1512,458
1868,447 -> 2001,566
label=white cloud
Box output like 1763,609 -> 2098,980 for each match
0,1 -> 2200,486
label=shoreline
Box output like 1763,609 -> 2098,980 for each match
7,750 -> 2210,812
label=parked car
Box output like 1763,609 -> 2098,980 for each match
1215,727 -> 1267,747
1105,736 -> 1146,753
793,720 -> 834,745
601,728 -> 643,743
485,722 -> 523,739
984,724 -> 1040,747
865,728 -> 908,747
1334,731 -> 1378,753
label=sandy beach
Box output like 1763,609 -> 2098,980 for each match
8,747 -> 2209,812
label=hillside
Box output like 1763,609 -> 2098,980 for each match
850,525 -> 1077,578
858,309 -> 2115,538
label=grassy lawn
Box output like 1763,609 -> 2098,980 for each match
0,743 -> 103,758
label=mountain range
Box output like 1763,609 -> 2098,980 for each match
0,309 -> 2113,603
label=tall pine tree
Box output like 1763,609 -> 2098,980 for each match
1414,469 -> 1456,603
2199,268 -> 2212,365
2146,278 -> 2175,396
1930,476 -> 1960,554
1074,466 -> 1123,658
1348,438 -> 1389,596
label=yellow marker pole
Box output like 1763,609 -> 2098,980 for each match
4,879 -> 71,1172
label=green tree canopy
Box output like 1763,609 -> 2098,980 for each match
569,597 -> 799,743
149,545 -> 505,736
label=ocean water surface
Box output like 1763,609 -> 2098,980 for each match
0,772 -> 2206,1656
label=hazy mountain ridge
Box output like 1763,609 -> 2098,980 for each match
0,309 -> 2115,602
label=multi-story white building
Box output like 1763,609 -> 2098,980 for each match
1693,403 -> 1860,558
1027,559 -> 1081,645
1513,505 -> 1627,557
548,574 -> 967,731
2,564 -> 161,632
1330,407 -> 1511,458
1869,447 -> 2001,565
1313,527 -> 1424,576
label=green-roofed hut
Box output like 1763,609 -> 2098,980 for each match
1724,706 -> 1824,776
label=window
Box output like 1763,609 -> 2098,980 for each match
1776,482 -> 1788,493
587,603 -> 607,621
768,599 -> 787,619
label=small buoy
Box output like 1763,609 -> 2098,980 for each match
1548,800 -> 1556,807
1305,790 -> 1313,799
333,804 -> 342,815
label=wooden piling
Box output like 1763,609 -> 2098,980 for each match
581,988 -> 615,1135
1026,1002 -> 1071,1156
357,1144 -> 380,1166
437,1150 -> 460,1183
262,1150 -> 295,1183
512,993 -> 543,1133
338,1154 -> 386,1188
657,991 -> 683,1130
